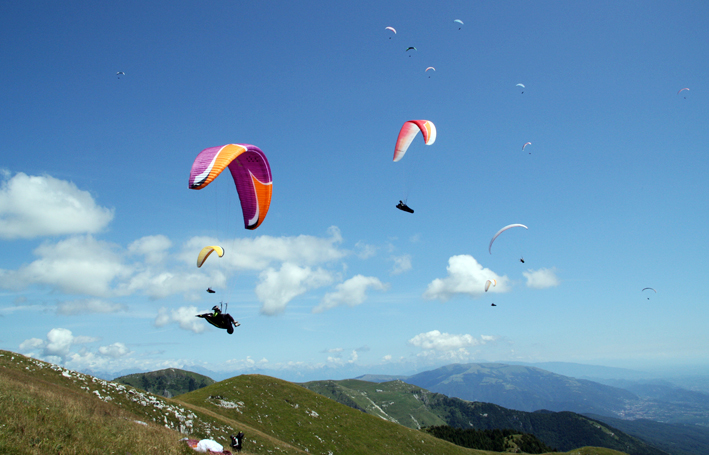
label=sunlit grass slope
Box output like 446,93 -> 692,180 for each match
175,373 -> 630,455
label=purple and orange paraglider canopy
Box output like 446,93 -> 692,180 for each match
189,144 -> 273,230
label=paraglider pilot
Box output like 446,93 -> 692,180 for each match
197,305 -> 240,334
396,200 -> 414,213
230,432 -> 245,452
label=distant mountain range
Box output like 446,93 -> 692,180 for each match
300,378 -> 666,455
403,363 -> 636,415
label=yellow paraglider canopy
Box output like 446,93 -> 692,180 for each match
197,246 -> 224,268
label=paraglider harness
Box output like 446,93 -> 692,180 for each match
396,200 -> 414,214
196,302 -> 240,334
230,432 -> 245,452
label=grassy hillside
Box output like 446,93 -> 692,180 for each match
301,379 -> 668,455
0,350 -> 629,455
115,368 -> 215,398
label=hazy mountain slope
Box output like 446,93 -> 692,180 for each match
301,378 -> 668,455
405,363 -> 637,415
115,368 -> 215,398
584,414 -> 709,455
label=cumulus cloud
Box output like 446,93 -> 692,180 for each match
0,235 -> 131,296
98,342 -> 131,358
184,226 -> 346,271
256,263 -> 335,315
390,255 -> 412,275
56,298 -> 127,315
327,349 -> 358,366
354,241 -> 377,259
313,275 -> 388,313
408,330 -> 496,363
19,328 -> 99,362
523,267 -> 560,289
128,235 -> 172,264
423,255 -> 505,301
0,172 -> 114,239
154,306 -> 205,333
408,330 -> 482,351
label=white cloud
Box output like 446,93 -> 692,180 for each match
0,219 -> 354,311
128,235 -> 172,264
523,268 -> 560,289
390,255 -> 412,275
408,330 -> 496,364
0,235 -> 131,297
408,330 -> 482,351
255,263 -> 335,315
184,226 -> 346,271
19,328 -> 99,361
423,255 -> 506,301
0,172 -> 113,239
56,298 -> 127,315
98,342 -> 131,358
313,275 -> 389,313
354,241 -> 377,259
327,349 -> 358,366
154,306 -> 205,333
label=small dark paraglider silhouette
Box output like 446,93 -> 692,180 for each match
520,257 -> 525,263
197,303 -> 240,334
396,200 -> 414,213
491,303 -> 497,307
206,287 -> 216,294
231,432 -> 245,452
116,71 -> 125,79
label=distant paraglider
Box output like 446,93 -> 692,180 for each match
206,288 -> 216,294
516,83 -> 525,94
489,224 -> 528,254
522,142 -> 532,154
393,120 -> 436,212
189,144 -> 273,230
385,26 -> 396,38
116,71 -> 125,79
425,67 -> 435,78
454,19 -> 464,29
406,46 -> 417,56
642,287 -> 657,299
678,87 -> 689,99
396,200 -> 414,213
485,279 -> 497,292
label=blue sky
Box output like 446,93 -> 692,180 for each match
1,0 -> 708,382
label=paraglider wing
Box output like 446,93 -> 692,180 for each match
489,224 -> 528,254
197,245 -> 224,268
516,83 -> 525,88
677,88 -> 690,95
485,279 -> 497,292
189,144 -> 273,230
406,46 -> 417,52
642,287 -> 657,293
393,120 -> 437,162
454,19 -> 464,25
385,26 -> 396,34
522,142 -> 532,151
425,67 -> 436,72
